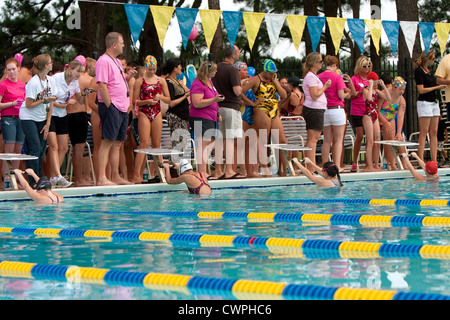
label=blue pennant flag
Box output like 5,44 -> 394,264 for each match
175,7 -> 199,50
382,20 -> 400,55
347,18 -> 366,54
124,4 -> 149,46
222,11 -> 243,48
419,22 -> 435,54
306,16 -> 326,53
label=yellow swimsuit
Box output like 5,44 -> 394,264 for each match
254,75 -> 279,120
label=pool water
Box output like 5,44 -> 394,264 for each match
0,177 -> 449,300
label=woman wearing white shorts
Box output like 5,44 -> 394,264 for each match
414,51 -> 447,162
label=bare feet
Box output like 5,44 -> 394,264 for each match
96,178 -> 116,186
74,180 -> 95,187
114,177 -> 134,185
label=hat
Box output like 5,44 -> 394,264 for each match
178,159 -> 193,175
288,76 -> 301,87
74,55 -> 86,68
393,76 -> 407,88
263,59 -> 277,73
144,55 -> 157,68
425,161 -> 438,175
247,66 -> 255,77
234,61 -> 247,71
34,177 -> 52,190
367,72 -> 379,81
335,68 -> 344,77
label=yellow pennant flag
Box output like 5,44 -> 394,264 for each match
327,17 -> 347,55
435,23 -> 450,57
286,15 -> 307,51
243,12 -> 266,51
199,9 -> 223,50
150,5 -> 175,47
365,19 -> 382,55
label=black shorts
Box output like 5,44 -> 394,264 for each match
189,117 -> 218,139
98,102 -> 128,142
49,115 -> 69,134
302,106 -> 325,132
68,112 -> 88,145
351,115 -> 364,128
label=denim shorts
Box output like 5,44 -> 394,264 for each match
98,102 -> 128,142
1,116 -> 25,144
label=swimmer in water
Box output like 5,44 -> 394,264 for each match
292,157 -> 343,187
400,152 -> 439,181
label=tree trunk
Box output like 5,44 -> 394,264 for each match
323,0 -> 338,56
78,1 -> 97,58
370,0 -> 381,72
208,0 -> 223,62
350,0 -> 361,68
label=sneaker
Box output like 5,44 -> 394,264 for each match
56,175 -> 73,188
351,163 -> 357,172
50,177 -> 58,188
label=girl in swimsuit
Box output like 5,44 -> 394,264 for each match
132,56 -> 170,184
377,76 -> 407,170
162,160 -> 211,195
362,73 -> 392,172
291,157 -> 343,188
13,168 -> 64,204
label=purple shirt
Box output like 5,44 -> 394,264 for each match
95,54 -> 129,113
189,78 -> 219,121
303,72 -> 327,110
350,75 -> 369,116
318,71 -> 347,108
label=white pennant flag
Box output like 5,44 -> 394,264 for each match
265,13 -> 286,55
400,21 -> 419,58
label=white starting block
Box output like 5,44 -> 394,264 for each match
0,154 -> 38,190
265,144 -> 312,176
375,140 -> 419,170
134,148 -> 183,183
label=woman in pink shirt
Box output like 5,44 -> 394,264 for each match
0,58 -> 26,176
318,55 -> 355,172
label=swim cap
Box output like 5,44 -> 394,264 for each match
367,71 -> 379,81
247,67 -> 256,77
34,177 -> 52,190
178,159 -> 193,175
425,161 -> 438,175
393,76 -> 407,88
263,59 -> 277,73
144,55 -> 157,68
288,76 -> 301,87
74,55 -> 86,68
234,61 -> 247,71
335,68 -> 343,77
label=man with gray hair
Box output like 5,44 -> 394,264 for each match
94,31 -> 132,186
212,45 -> 245,179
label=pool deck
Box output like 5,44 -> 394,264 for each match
1,167 -> 450,201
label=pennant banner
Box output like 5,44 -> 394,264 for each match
435,23 -> 450,57
419,22 -> 435,55
400,21 -> 418,58
382,20 -> 400,56
199,9 -> 222,50
265,13 -> 286,55
307,16 -> 326,53
150,5 -> 175,47
327,17 -> 346,55
175,7 -> 199,50
286,15 -> 307,51
365,19 -> 382,55
347,18 -> 366,54
222,11 -> 243,48
243,12 -> 265,51
124,4 -> 149,46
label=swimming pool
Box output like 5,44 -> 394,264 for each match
0,172 -> 449,300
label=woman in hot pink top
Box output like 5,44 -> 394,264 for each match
349,55 -> 371,172
0,58 -> 26,175
318,55 -> 356,171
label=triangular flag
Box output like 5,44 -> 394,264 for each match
419,22 -> 435,54
400,21 -> 418,58
347,18 -> 366,54
199,9 -> 222,50
242,12 -> 265,51
150,5 -> 175,47
307,16 -> 326,53
265,13 -> 286,55
382,20 -> 400,55
365,19 -> 382,55
222,11 -> 243,48
175,7 -> 199,50
286,15 -> 307,51
435,23 -> 450,56
326,17 -> 347,55
124,4 -> 149,46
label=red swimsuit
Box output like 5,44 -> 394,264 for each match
139,77 -> 162,121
